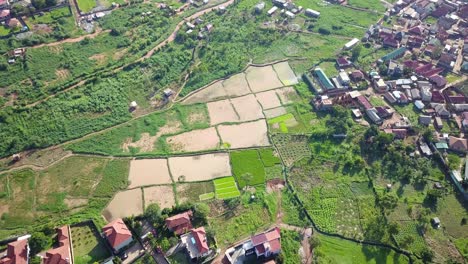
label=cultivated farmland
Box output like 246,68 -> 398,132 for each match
166,127 -> 220,152
271,134 -> 311,166
255,90 -> 282,110
231,150 -> 266,188
103,188 -> 143,221
246,66 -> 284,92
176,182 -> 215,203
218,120 -> 270,149
276,86 -> 300,105
168,153 -> 231,182
214,177 -> 241,200
128,159 -> 172,188
263,106 -> 287,118
230,94 -> 264,122
273,62 -> 298,86
143,185 -> 176,210
207,99 -> 239,125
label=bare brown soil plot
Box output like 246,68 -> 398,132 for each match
273,62 -> 298,86
143,185 -> 176,209
168,153 -> 231,182
221,72 -> 251,97
276,87 -> 300,105
128,159 -> 172,188
217,120 -> 270,149
103,188 -> 143,221
183,81 -> 227,104
166,127 -> 220,152
255,90 -> 282,110
207,99 -> 239,125
264,106 -> 287,118
246,66 -> 284,93
230,94 -> 264,121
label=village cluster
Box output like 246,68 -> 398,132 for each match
0,210 -> 284,264
305,0 -> 468,197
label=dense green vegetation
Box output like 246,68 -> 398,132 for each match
71,224 -> 111,264
214,177 -> 241,200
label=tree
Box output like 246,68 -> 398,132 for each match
351,44 -> 362,61
29,232 -> 52,255
45,0 -> 56,6
420,247 -> 434,263
31,0 -> 46,9
193,203 -> 210,223
30,256 -> 42,264
447,154 -> 461,170
400,234 -> 414,247
378,192 -> 398,211
144,203 -> 162,224
425,189 -> 443,205
388,222 -> 400,235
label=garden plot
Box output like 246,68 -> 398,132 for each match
246,66 -> 284,92
264,106 -> 287,118
214,177 -> 241,199
255,90 -> 282,110
221,72 -> 251,97
271,134 -> 311,166
176,182 -> 214,203
183,81 -> 227,104
230,94 -> 264,121
276,87 -> 300,105
71,224 -> 110,264
218,120 -> 270,149
168,153 -> 231,182
166,127 -> 220,152
103,188 -> 143,221
268,113 -> 299,133
128,159 -> 172,188
143,185 -> 176,209
122,121 -> 183,153
207,99 -> 239,125
273,62 -> 298,86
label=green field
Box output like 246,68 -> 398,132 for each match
314,235 -> 410,264
258,148 -> 282,167
77,0 -> 97,13
214,177 -> 241,200
230,150 -> 266,188
71,223 -> 111,264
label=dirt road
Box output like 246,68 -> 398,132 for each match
24,28 -> 109,49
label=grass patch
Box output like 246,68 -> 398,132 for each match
314,234 -> 410,263
71,223 -> 111,264
265,165 -> 283,180
258,148 -> 281,167
77,0 -> 97,13
369,96 -> 387,107
280,229 -> 302,264
230,150 -> 266,188
199,192 -> 215,201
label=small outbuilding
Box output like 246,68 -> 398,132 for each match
431,217 -> 441,228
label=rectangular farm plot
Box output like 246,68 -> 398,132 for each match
246,66 -> 284,93
268,113 -> 298,133
168,153 -> 231,182
166,127 -> 220,152
128,159 -> 172,188
230,94 -> 264,122
276,87 -> 300,105
207,99 -> 239,125
214,177 -> 241,199
273,62 -> 298,86
176,182 -> 214,203
222,72 -> 251,97
183,81 -> 228,104
218,119 -> 270,149
255,90 -> 282,110
143,185 -> 176,210
103,188 -> 143,222
264,106 -> 287,119
231,150 -> 266,188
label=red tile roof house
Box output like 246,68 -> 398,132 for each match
449,136 -> 468,153
165,211 -> 193,235
336,57 -> 351,68
42,226 -> 73,264
0,238 -> 29,264
250,227 -> 281,259
180,227 -> 210,260
103,218 -> 133,253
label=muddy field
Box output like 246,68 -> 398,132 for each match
128,159 -> 172,188
221,72 -> 251,96
168,153 -> 231,182
230,94 -> 264,121
276,87 -> 299,105
264,106 -> 287,118
218,119 -> 270,148
103,188 -> 143,221
143,185 -> 176,209
246,66 -> 284,93
166,127 -> 220,152
207,99 -> 239,125
273,62 -> 298,86
184,81 -> 227,104
255,90 -> 282,110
